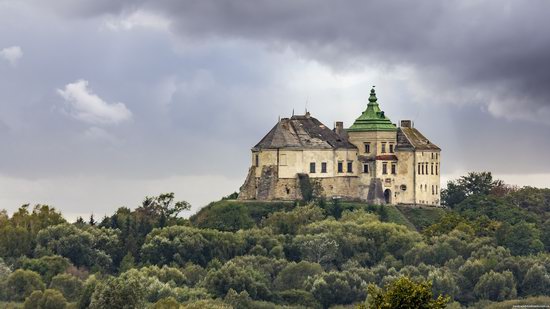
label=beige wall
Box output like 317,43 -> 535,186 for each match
252,148 -> 358,179
414,151 -> 441,205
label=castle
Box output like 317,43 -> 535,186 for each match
238,88 -> 441,206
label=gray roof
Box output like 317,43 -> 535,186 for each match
253,114 -> 356,150
396,127 -> 441,151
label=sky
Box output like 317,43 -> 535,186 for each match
1,0 -> 550,220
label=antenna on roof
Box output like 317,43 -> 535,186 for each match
292,108 -> 294,116
305,97 -> 309,114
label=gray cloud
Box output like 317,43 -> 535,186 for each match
2,0 -> 550,217
38,0 -> 550,124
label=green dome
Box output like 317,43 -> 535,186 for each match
348,87 -> 397,132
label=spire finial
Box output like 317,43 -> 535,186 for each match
369,86 -> 377,103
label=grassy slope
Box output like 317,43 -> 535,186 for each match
395,205 -> 447,231
193,199 -> 447,231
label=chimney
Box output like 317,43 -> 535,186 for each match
400,120 -> 412,128
334,121 -> 344,134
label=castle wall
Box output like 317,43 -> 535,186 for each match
252,148 -> 358,179
414,151 -> 441,205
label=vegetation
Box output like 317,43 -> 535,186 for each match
0,172 -> 549,308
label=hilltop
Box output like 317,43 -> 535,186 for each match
1,172 -> 549,308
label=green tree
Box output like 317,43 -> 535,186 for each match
496,221 -> 544,256
5,269 -> 45,301
89,270 -> 146,309
521,264 -> 550,296
193,202 -> 254,232
366,276 -> 449,309
203,261 -> 271,300
23,289 -> 68,309
474,270 -> 517,301
151,297 -> 180,309
49,273 -> 83,302
262,203 -> 324,235
18,255 -> 71,283
274,261 -> 323,291
442,172 -> 501,207
306,270 -> 367,308
35,224 -> 120,270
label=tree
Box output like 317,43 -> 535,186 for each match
203,261 -> 271,300
274,261 -> 323,291
18,255 -> 71,283
49,273 -> 83,302
262,203 -> 325,235
294,234 -> 339,267
138,193 -> 191,221
151,297 -> 180,309
365,276 -> 449,309
35,224 -> 119,270
23,289 -> 68,309
5,269 -> 45,301
521,264 -> 550,296
306,270 -> 367,308
496,221 -> 544,256
474,270 -> 517,301
89,270 -> 146,309
192,202 -> 254,232
442,172 -> 501,207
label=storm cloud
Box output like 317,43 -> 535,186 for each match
1,0 -> 550,218
39,0 -> 550,123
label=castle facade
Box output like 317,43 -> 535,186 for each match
238,88 -> 441,206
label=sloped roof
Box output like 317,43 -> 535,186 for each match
396,127 -> 441,151
253,114 -> 356,150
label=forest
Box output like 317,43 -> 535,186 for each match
1,172 -> 550,308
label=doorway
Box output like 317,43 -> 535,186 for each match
384,189 -> 391,204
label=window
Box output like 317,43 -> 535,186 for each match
381,142 -> 386,153
321,162 -> 327,173
382,162 -> 388,174
338,161 -> 343,173
255,154 -> 259,167
431,153 -> 434,159
310,162 -> 316,173
431,163 -> 434,175
363,164 -> 369,174
436,185 -> 439,194
347,161 -> 353,173
400,184 -> 407,191
280,154 -> 287,166
421,163 -> 424,175
389,144 -> 394,153
436,163 -> 439,175
417,163 -> 421,175
364,143 -> 371,153
391,163 -> 396,175
432,185 -> 435,195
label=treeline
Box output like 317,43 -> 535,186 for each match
0,172 -> 549,308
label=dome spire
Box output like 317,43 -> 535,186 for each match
347,86 -> 397,132
369,86 -> 377,103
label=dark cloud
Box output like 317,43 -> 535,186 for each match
40,0 -> 550,123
